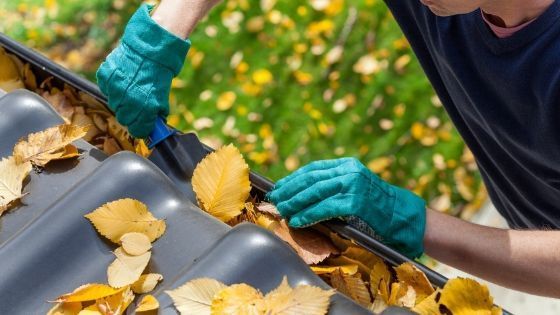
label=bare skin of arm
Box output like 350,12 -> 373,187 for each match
424,209 -> 560,298
150,0 -> 221,39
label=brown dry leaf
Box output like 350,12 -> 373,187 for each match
103,137 -> 121,156
42,90 -> 74,122
210,283 -> 265,315
95,286 -> 134,315
369,262 -> 392,299
47,302 -> 82,315
328,232 -> 355,252
53,284 -> 126,303
0,47 -> 24,92
22,63 -> 37,90
131,273 -> 163,294
255,202 -> 281,219
166,278 -> 227,315
394,262 -> 434,302
264,276 -> 335,315
135,294 -> 159,312
0,156 -> 32,215
72,113 -> 101,142
192,144 -> 251,222
255,213 -> 277,229
120,232 -> 152,256
227,202 -> 259,226
342,247 -> 384,274
13,124 -> 88,167
107,247 -> 151,288
107,117 -> 135,151
310,265 -> 358,276
84,198 -> 166,243
330,269 -> 371,307
272,220 -> 339,264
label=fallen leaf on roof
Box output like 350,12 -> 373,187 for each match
120,232 -> 152,256
369,262 -> 392,300
107,247 -> 151,288
12,123 -> 88,167
192,144 -> 251,222
166,278 -> 227,315
263,276 -> 335,315
135,294 -> 159,312
0,156 -> 31,215
272,219 -> 339,264
211,283 -> 265,314
131,273 -> 163,294
95,286 -> 134,315
53,284 -> 126,303
46,302 -> 82,315
85,198 -> 166,243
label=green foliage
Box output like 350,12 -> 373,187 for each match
0,0 -> 486,217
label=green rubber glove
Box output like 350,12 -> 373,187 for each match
267,158 -> 426,259
96,4 -> 191,138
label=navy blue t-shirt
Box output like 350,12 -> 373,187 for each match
385,1 -> 560,229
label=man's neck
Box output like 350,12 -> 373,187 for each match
481,0 -> 555,27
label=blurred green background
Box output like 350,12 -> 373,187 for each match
0,0 -> 487,218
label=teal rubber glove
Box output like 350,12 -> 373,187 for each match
96,4 -> 191,138
267,158 -> 426,259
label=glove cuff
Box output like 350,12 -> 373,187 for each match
122,4 -> 191,75
388,186 -> 427,259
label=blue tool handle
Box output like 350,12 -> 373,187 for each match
147,117 -> 176,149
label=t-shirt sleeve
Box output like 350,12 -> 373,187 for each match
383,0 -> 436,48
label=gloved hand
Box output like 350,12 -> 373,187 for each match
267,158 -> 426,259
96,4 -> 191,138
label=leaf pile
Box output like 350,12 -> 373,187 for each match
191,144 -> 502,314
166,276 -> 335,315
49,198 -> 166,314
1,123 -> 86,215
0,46 -> 150,158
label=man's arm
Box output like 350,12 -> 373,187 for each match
151,0 -> 221,39
425,209 -> 560,298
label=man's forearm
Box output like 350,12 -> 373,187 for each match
424,209 -> 560,297
151,0 -> 220,39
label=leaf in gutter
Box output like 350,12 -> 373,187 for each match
166,278 -> 227,315
192,144 -> 251,223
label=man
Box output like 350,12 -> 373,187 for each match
97,0 -> 560,297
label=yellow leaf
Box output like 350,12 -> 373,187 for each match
13,124 -> 88,167
210,283 -> 265,315
394,262 -> 434,302
369,262 -> 391,299
330,269 -> 371,307
192,144 -> 251,222
216,91 -> 237,111
135,294 -> 159,312
134,140 -> 152,158
0,156 -> 31,215
120,232 -> 152,256
53,284 -> 126,303
0,47 -> 24,92
439,278 -> 495,315
411,290 -> 440,315
47,302 -> 82,315
84,198 -> 166,243
310,265 -> 358,276
107,247 -> 151,288
95,286 -> 134,315
131,273 -> 163,294
264,276 -> 335,315
166,278 -> 227,315
387,282 -> 415,307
